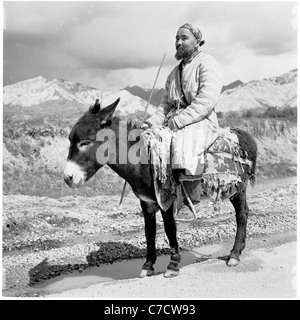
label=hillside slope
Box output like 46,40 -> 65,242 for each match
124,69 -> 297,113
3,76 -> 156,117
3,110 -> 297,199
216,69 -> 297,113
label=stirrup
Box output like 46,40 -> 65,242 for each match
175,184 -> 198,222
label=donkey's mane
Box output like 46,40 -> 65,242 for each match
113,114 -> 143,130
77,108 -> 144,131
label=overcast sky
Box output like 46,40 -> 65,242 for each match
3,1 -> 298,91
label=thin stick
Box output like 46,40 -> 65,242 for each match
118,53 -> 167,207
118,178 -> 127,207
144,52 -> 166,119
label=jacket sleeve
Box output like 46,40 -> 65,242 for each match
173,56 -> 222,129
144,74 -> 174,127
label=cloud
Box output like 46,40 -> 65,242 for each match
4,1 -> 93,37
4,1 -> 180,71
183,2 -> 297,59
228,2 -> 297,56
64,2 -> 186,70
3,1 -> 298,89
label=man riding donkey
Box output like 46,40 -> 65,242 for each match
141,23 -> 222,219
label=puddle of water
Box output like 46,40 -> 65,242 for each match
34,246 -> 222,294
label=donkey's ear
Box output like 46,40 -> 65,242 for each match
89,99 -> 101,114
105,97 -> 120,114
100,97 -> 121,124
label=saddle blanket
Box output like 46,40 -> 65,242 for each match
142,127 -> 253,211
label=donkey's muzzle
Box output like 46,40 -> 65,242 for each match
64,173 -> 73,186
63,160 -> 85,188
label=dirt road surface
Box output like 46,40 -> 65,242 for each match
48,231 -> 297,299
2,177 -> 297,299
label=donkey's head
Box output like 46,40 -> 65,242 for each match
63,98 -> 120,188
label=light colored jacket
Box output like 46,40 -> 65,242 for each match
146,51 -> 222,129
146,51 -> 223,175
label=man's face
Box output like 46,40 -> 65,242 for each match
175,28 -> 199,61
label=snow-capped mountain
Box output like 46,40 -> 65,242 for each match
3,76 -> 103,107
3,76 -> 157,116
3,69 -> 297,114
215,69 -> 297,113
125,70 -> 297,112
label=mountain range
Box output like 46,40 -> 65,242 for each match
3,76 -> 102,107
3,69 -> 297,114
216,69 -> 297,113
3,76 -> 157,117
221,80 -> 244,93
125,80 -> 245,106
125,69 -> 297,113
124,85 -> 165,107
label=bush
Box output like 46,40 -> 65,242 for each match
219,111 -> 242,128
258,107 -> 297,121
243,109 -> 255,118
216,111 -> 224,119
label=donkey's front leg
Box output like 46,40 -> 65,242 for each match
161,204 -> 181,278
139,200 -> 159,278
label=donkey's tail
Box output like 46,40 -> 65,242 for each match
249,152 -> 257,188
232,127 -> 258,188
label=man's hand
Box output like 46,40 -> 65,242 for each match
151,126 -> 162,136
141,124 -> 163,139
141,123 -> 150,130
168,118 -> 179,132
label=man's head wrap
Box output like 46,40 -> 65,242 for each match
179,23 -> 205,46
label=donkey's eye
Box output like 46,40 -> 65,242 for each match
79,140 -> 92,147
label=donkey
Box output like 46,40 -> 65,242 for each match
64,98 -> 258,278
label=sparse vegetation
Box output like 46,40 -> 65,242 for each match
258,106 -> 297,121
3,110 -> 127,198
3,106 -> 297,199
218,107 -> 297,129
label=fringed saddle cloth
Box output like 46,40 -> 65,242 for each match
142,127 -> 253,212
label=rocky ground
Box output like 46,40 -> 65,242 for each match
2,176 -> 297,298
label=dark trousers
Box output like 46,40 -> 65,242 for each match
182,180 -> 202,204
173,169 -> 202,204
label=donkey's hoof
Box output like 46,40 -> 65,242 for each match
227,258 -> 240,267
163,269 -> 179,278
139,269 -> 154,278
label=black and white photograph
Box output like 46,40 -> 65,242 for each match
2,0 -> 298,302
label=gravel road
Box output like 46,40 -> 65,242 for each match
2,176 -> 297,298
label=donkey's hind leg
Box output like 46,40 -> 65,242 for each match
161,204 -> 181,278
140,200 -> 159,278
228,183 -> 249,267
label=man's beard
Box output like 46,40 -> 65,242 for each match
175,46 -> 196,61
